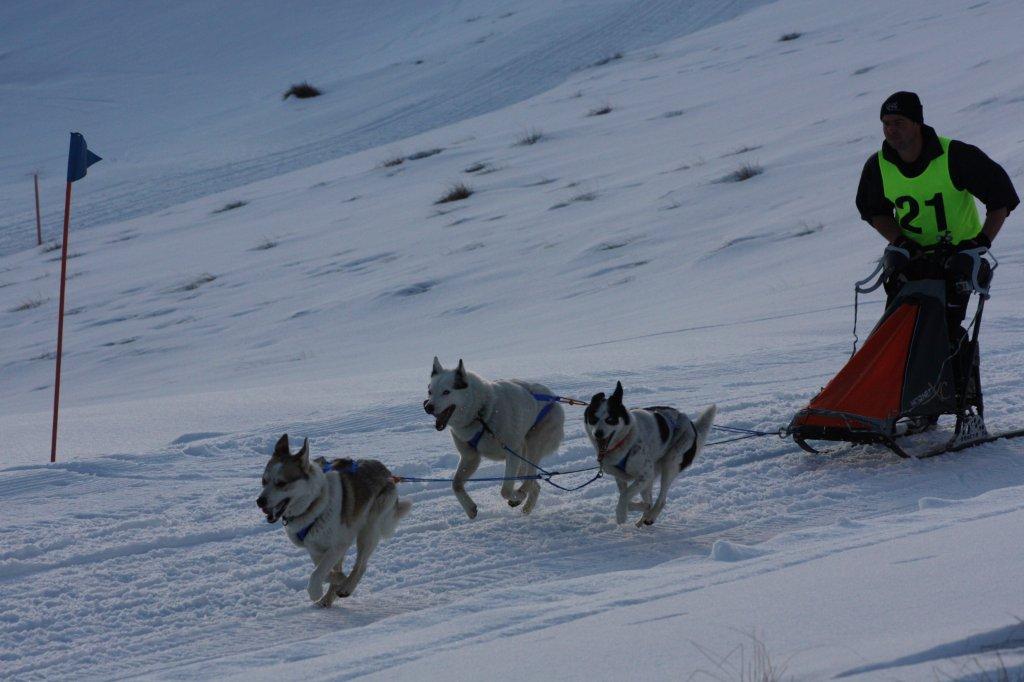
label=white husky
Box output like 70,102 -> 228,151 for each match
584,382 -> 715,527
424,357 -> 565,518
257,434 -> 411,607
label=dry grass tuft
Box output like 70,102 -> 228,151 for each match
282,82 -> 322,100
514,129 -> 544,146
435,183 -> 473,204
10,296 -> 47,312
719,163 -> 764,183
213,201 -> 247,214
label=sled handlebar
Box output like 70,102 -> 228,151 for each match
855,245 -> 997,299
957,247 -> 997,299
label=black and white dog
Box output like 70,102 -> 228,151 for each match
584,382 -> 715,527
257,434 -> 411,607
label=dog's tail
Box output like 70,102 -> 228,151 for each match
682,404 -> 716,471
380,493 -> 412,539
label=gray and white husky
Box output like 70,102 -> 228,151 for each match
424,357 -> 565,519
584,381 -> 715,527
256,434 -> 411,607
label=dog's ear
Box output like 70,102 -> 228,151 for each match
611,381 -> 624,405
274,433 -> 290,457
610,382 -> 630,424
295,437 -> 310,466
432,356 -> 443,377
585,392 -> 605,423
454,359 -> 468,389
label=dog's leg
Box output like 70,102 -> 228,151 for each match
520,479 -> 541,514
327,550 -> 352,587
452,442 -> 481,519
618,477 -> 650,525
630,485 -> 653,512
308,542 -> 349,606
500,441 -> 527,506
512,451 -> 541,514
609,476 -> 628,523
511,458 -> 531,504
640,458 -> 680,527
521,440 -> 547,514
338,525 -> 381,598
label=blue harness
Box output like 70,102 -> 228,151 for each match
467,393 -> 559,450
295,459 -> 358,543
613,411 -> 696,473
613,446 -> 635,473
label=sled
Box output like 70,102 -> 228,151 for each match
787,247 -> 1021,459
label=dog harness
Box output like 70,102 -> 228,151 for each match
612,411 -> 699,473
611,444 -> 637,473
467,393 -> 560,450
294,460 -> 358,543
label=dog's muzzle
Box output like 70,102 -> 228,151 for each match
433,405 -> 456,431
258,497 -> 289,524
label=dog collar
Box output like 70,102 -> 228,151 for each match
598,430 -> 632,463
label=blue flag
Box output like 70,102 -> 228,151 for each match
66,132 -> 102,183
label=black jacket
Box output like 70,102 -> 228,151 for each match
856,125 -> 1019,223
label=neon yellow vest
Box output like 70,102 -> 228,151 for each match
878,136 -> 982,246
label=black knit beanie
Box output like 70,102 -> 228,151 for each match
880,91 -> 923,124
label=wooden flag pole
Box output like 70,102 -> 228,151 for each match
50,180 -> 73,463
34,173 -> 43,246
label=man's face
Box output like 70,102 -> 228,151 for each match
881,114 -> 920,150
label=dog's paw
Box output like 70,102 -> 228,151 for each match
307,576 -> 327,603
507,498 -> 522,508
334,573 -> 358,598
636,512 -> 656,527
316,592 -> 336,608
466,504 -> 478,519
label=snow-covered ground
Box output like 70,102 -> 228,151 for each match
2,0 -> 1023,679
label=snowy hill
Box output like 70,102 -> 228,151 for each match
1,0 -> 1023,679
0,0 -> 769,257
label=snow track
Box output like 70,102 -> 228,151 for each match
4,368 -> 1023,679
3,0 -> 1024,677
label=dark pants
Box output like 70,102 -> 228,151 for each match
883,254 -> 982,412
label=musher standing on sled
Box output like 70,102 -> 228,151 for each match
855,91 -> 1019,415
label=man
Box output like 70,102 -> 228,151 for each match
856,91 -> 1018,410
857,91 -> 1017,288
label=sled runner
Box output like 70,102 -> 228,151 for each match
787,245 -> 1021,458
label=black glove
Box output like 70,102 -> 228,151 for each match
882,242 -> 911,281
957,233 -> 991,251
